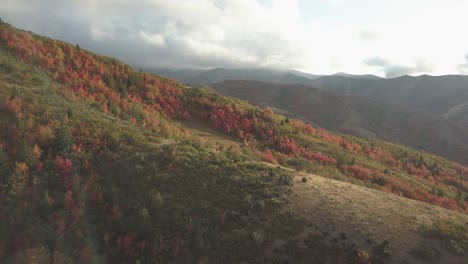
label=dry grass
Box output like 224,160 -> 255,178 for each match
284,172 -> 468,264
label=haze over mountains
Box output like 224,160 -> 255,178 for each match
150,67 -> 382,86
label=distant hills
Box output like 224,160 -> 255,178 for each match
311,74 -> 468,128
150,67 -> 331,85
211,81 -> 468,165
154,67 -> 468,164
150,67 -> 383,86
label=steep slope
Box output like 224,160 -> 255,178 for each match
0,27 -> 299,263
0,22 -> 467,263
211,80 -> 468,165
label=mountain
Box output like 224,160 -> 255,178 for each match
312,75 -> 468,124
148,68 -> 205,83
211,80 -> 468,165
286,69 -> 323,80
151,67 -> 328,86
0,22 -> 467,263
273,72 -> 317,86
158,68 -> 468,128
310,74 -> 468,141
332,72 -> 384,80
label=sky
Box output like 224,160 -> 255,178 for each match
1,0 -> 468,78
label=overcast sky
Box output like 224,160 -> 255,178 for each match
1,0 -> 468,77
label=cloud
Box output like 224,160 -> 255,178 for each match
364,57 -> 433,78
458,53 -> 468,74
0,0 -> 312,70
358,30 -> 380,41
364,57 -> 389,67
0,0 -> 467,76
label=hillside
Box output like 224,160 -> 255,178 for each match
311,75 -> 468,125
0,22 -> 467,263
211,80 -> 468,165
280,171 -> 467,264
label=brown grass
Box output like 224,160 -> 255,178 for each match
283,172 -> 468,264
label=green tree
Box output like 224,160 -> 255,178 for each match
17,139 -> 36,167
152,191 -> 163,209
54,122 -> 72,155
9,86 -> 18,99
0,147 -> 10,182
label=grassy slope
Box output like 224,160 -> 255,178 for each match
283,172 -> 467,264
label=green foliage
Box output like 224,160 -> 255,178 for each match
0,147 -> 10,181
16,138 -> 35,167
418,219 -> 468,255
9,85 -> 18,99
54,122 -> 72,156
409,243 -> 441,262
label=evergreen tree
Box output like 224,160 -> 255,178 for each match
0,147 -> 10,182
9,86 -> 18,100
54,122 -> 72,156
16,139 -> 36,167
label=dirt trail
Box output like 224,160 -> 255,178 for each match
282,172 -> 468,264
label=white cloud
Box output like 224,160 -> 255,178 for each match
139,30 -> 165,47
0,0 -> 467,76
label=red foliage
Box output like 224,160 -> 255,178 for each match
263,149 -> 276,164
36,162 -> 43,172
443,198 -> 459,211
64,190 -> 74,210
55,155 -> 73,176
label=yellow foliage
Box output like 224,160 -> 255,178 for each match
37,124 -> 55,145
16,162 -> 29,173
32,144 -> 42,159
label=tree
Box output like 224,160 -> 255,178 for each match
9,86 -> 18,100
16,139 -> 36,167
0,147 -> 10,183
54,122 -> 72,155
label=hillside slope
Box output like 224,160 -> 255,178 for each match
0,21 -> 467,263
311,75 -> 468,119
279,171 -> 468,264
211,80 -> 468,165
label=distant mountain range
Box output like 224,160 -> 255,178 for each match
153,67 -> 468,164
150,67 -> 384,85
211,80 -> 468,165
311,74 -> 468,129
